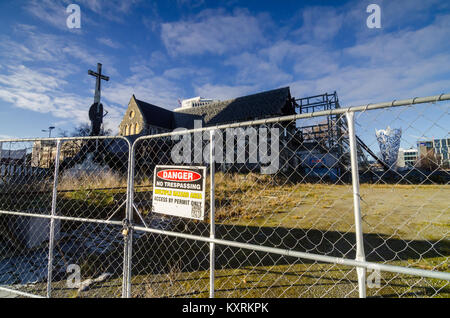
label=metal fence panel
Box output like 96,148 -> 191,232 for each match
353,102 -> 449,298
0,93 -> 449,298
0,136 -> 130,298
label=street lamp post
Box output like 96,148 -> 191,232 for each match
42,126 -> 56,168
42,126 -> 56,138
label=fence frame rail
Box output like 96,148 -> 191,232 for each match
0,93 -> 449,298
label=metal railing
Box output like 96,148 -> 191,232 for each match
0,93 -> 449,298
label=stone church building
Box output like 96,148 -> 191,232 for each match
118,87 -> 296,136
119,95 -> 202,137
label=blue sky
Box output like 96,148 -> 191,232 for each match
0,0 -> 449,149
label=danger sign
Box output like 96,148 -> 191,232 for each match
157,169 -> 202,182
152,165 -> 206,220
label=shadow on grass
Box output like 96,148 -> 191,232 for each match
1,210 -> 447,297
130,222 -> 449,276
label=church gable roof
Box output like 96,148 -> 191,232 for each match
175,87 -> 293,126
134,96 -> 202,130
134,97 -> 174,130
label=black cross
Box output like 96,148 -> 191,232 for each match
88,63 -> 109,105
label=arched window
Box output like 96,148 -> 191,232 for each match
130,124 -> 135,135
125,125 -> 129,136
135,123 -> 140,134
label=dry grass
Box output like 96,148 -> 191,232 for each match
59,170 -> 127,191
209,172 -> 450,242
8,171 -> 449,298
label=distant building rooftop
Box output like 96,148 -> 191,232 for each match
174,97 -> 218,111
0,149 -> 27,160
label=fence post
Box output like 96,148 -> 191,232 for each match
122,188 -> 129,296
122,140 -> 135,298
209,130 -> 216,298
47,139 -> 62,298
345,111 -> 367,298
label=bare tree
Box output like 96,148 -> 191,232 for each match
71,123 -> 92,137
58,129 -> 69,138
418,149 -> 440,171
69,123 -> 112,137
55,124 -> 113,160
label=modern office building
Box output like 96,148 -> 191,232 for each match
417,138 -> 450,168
397,148 -> 419,168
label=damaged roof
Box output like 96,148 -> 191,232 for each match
175,87 -> 294,126
134,97 -> 202,130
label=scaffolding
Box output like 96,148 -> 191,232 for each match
293,92 -> 388,177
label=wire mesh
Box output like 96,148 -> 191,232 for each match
0,97 -> 449,298
354,102 -> 449,297
0,137 -> 130,298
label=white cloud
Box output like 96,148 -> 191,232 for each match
24,0 -> 69,31
103,62 -> 186,111
103,63 -> 212,111
194,83 -> 256,101
0,65 -> 90,123
162,5 -> 450,106
289,53 -> 450,107
0,65 -> 62,93
345,14 -> 450,65
258,41 -> 340,78
162,67 -> 211,80
76,0 -> 141,23
0,66 -> 123,134
3,0 -> 449,138
294,6 -> 345,42
103,75 -> 183,111
77,0 -> 140,14
219,9 -> 450,107
0,25 -> 114,69
0,24 -> 122,133
161,9 -> 265,56
225,52 -> 292,85
176,0 -> 205,8
373,0 -> 450,30
97,37 -> 122,49
24,0 -> 141,29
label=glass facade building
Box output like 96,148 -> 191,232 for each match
417,138 -> 450,167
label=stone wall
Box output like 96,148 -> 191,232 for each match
119,98 -> 145,136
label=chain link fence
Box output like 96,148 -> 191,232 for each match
0,94 -> 449,298
0,137 -> 130,297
